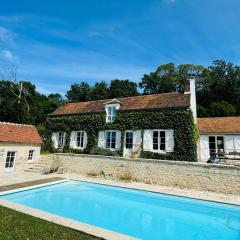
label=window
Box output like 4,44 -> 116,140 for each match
209,136 -> 224,154
76,131 -> 84,148
107,106 -> 116,122
153,130 -> 166,151
106,131 -> 116,149
5,151 -> 16,169
58,131 -> 65,147
28,150 -> 34,161
125,131 -> 133,149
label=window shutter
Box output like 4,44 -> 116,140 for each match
224,135 -> 234,153
143,130 -> 153,151
234,136 -> 240,152
166,129 -> 174,152
83,131 -> 88,149
199,135 -> 209,160
115,131 -> 121,149
70,131 -> 76,148
63,132 -> 66,146
98,131 -> 106,148
52,132 -> 58,148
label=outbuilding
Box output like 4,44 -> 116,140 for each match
0,122 -> 42,173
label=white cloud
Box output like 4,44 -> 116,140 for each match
2,50 -> 14,61
0,27 -> 16,45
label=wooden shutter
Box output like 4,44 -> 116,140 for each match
143,130 -> 153,151
115,131 -> 121,149
83,131 -> 88,149
199,135 -> 209,161
133,130 -> 142,153
70,131 -> 76,148
224,135 -> 234,153
63,132 -> 66,146
234,135 -> 240,151
98,131 -> 106,148
166,129 -> 174,152
52,132 -> 58,149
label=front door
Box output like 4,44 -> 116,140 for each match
4,151 -> 16,172
124,131 -> 142,158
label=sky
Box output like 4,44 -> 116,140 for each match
0,0 -> 240,95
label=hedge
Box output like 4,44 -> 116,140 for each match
46,108 -> 197,161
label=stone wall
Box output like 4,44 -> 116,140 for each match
55,153 -> 240,195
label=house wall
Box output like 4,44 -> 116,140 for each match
0,143 -> 41,173
199,134 -> 240,161
55,153 -> 240,195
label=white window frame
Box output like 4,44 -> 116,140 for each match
105,104 -> 120,123
152,130 -> 166,152
76,131 -> 85,148
4,151 -> 17,172
209,135 -> 224,154
105,130 -> 117,149
28,149 -> 35,162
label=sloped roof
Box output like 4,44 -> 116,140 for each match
50,92 -> 190,116
0,122 -> 42,144
198,117 -> 240,134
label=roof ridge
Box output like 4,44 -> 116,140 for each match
0,121 -> 34,127
65,92 -> 182,105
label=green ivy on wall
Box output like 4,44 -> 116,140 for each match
46,108 -> 197,161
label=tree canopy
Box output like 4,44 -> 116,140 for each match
0,60 -> 239,128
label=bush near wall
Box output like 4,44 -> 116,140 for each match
46,108 -> 197,161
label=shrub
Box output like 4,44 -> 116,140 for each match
119,172 -> 134,181
90,147 -> 120,157
140,151 -> 174,160
69,148 -> 84,154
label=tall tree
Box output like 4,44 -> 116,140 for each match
139,63 -> 177,94
91,81 -> 109,100
109,79 -> 139,98
66,82 -> 91,102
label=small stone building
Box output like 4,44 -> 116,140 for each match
198,117 -> 240,161
0,122 -> 42,173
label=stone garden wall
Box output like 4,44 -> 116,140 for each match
54,153 -> 240,195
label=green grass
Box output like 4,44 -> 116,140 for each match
0,205 -> 101,240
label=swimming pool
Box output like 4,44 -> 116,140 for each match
0,180 -> 239,240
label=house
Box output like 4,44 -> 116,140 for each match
198,117 -> 240,161
48,79 -> 197,161
0,122 -> 42,173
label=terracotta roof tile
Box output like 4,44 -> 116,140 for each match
50,92 -> 190,116
0,122 -> 42,144
198,117 -> 240,134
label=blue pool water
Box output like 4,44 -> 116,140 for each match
1,180 -> 240,240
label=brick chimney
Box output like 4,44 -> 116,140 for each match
184,78 -> 197,122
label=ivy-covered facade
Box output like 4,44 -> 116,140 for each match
46,79 -> 198,162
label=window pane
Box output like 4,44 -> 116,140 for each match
217,136 -> 224,151
160,131 -> 165,138
153,143 -> 158,150
111,132 -> 116,148
153,131 -> 158,138
209,136 -> 215,143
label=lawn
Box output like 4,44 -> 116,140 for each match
0,205 -> 101,240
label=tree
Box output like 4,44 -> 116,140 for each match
139,63 -> 176,94
109,79 -> 139,98
207,101 -> 237,117
66,82 -> 91,102
91,81 -> 109,100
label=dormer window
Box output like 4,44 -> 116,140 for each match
104,99 -> 121,123
107,106 -> 116,122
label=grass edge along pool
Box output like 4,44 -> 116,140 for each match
1,180 -> 240,240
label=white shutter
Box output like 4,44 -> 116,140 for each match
98,131 -> 106,148
70,131 -> 76,148
133,130 -> 142,152
199,135 -> 209,161
143,130 -> 153,151
83,131 -> 88,149
234,135 -> 240,151
224,135 -> 234,153
166,129 -> 174,152
115,131 -> 121,149
52,132 -> 58,149
63,132 -> 66,146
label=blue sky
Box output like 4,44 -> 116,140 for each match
0,0 -> 240,95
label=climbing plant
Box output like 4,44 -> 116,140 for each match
46,108 -> 197,161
